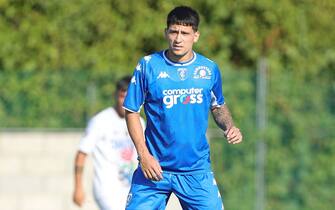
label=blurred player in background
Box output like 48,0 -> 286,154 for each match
72,75 -> 144,210
123,6 -> 243,210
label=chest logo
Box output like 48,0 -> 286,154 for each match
177,68 -> 188,81
193,66 -> 212,79
162,88 -> 203,109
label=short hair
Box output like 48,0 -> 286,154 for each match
116,75 -> 131,92
167,6 -> 200,31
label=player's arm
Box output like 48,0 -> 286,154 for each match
211,104 -> 243,144
125,110 -> 163,181
73,151 -> 87,207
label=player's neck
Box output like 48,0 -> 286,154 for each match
166,50 -> 194,63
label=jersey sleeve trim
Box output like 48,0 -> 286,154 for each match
123,105 -> 141,113
211,101 -> 226,109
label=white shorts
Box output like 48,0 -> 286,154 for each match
94,187 -> 129,210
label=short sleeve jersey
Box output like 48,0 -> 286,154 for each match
123,50 -> 225,173
78,107 -> 142,198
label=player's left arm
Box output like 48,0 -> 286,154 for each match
211,104 -> 243,144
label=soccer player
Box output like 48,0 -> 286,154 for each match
72,76 -> 144,210
123,5 -> 243,210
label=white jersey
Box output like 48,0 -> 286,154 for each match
78,107 -> 144,210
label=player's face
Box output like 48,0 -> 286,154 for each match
116,90 -> 127,117
165,24 -> 200,62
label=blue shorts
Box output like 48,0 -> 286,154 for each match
125,168 -> 224,210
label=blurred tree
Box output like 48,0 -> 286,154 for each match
0,0 -> 334,209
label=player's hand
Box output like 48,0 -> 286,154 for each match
139,153 -> 163,181
224,126 -> 243,144
73,188 -> 85,207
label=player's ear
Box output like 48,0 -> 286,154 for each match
193,31 -> 200,43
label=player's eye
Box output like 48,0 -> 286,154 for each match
169,30 -> 178,35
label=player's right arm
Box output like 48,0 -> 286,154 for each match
73,151 -> 87,207
125,110 -> 163,181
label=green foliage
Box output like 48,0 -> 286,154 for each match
0,0 -> 334,209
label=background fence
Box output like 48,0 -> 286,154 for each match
0,130 -> 182,210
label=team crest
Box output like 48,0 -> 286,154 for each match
193,66 -> 212,79
177,68 -> 188,80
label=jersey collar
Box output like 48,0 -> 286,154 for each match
163,50 -> 197,66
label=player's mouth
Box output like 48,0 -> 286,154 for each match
172,46 -> 183,50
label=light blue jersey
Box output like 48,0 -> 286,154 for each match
123,50 -> 225,173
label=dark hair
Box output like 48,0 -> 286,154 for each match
116,75 -> 131,92
167,6 -> 200,31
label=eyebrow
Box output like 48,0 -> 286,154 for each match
168,29 -> 191,34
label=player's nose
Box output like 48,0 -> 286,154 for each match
175,32 -> 183,42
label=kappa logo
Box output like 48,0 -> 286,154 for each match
157,71 -> 170,79
193,66 -> 212,79
131,76 -> 136,84
144,55 -> 152,62
135,63 -> 141,71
